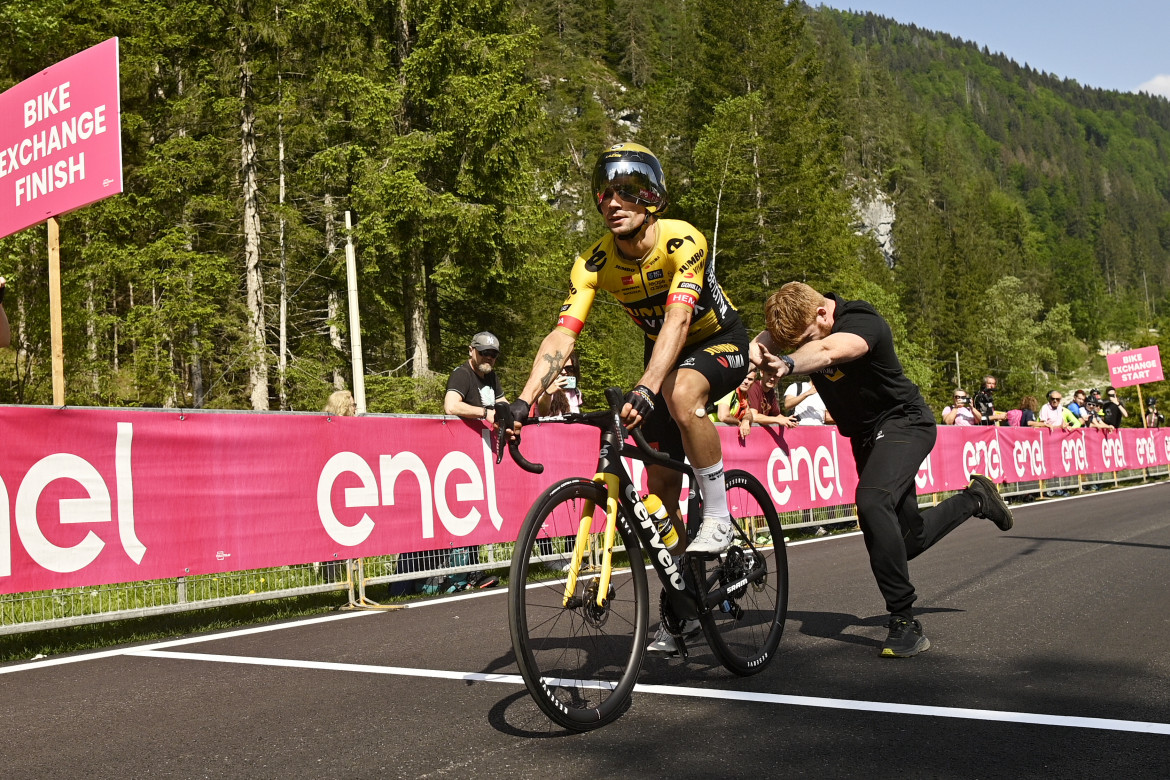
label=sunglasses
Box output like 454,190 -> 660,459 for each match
596,184 -> 652,206
477,349 -> 499,359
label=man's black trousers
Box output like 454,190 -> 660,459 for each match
850,415 -> 979,619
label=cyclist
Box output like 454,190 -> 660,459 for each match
752,281 -> 1014,657
505,143 -> 751,654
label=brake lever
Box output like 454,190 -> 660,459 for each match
492,402 -> 544,474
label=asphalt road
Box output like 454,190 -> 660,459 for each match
3,482 -> 1169,779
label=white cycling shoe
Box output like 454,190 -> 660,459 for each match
687,517 -> 733,556
646,619 -> 702,655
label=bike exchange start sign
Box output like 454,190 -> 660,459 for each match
1106,346 -> 1164,388
0,38 -> 123,239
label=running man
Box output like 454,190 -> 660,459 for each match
505,143 -> 751,654
752,281 -> 1014,657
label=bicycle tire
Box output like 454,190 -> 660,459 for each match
697,469 -> 788,676
508,478 -> 649,731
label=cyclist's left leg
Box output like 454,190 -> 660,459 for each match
663,330 -> 751,555
663,368 -> 735,553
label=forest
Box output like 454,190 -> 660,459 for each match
2,0 -> 1168,417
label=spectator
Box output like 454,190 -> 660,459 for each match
1102,387 -> 1128,428
1146,398 -> 1164,428
319,390 -> 358,582
444,331 -> 507,425
746,371 -> 798,430
1066,389 -> 1089,424
1083,389 -> 1113,430
1006,395 -> 1043,427
972,375 -> 1007,425
535,351 -> 583,417
0,277 -> 10,349
533,352 -> 582,570
714,369 -> 756,439
1038,391 -> 1080,429
942,389 -> 981,425
783,377 -> 842,536
436,331 -> 505,590
323,389 -> 357,417
783,378 -> 835,425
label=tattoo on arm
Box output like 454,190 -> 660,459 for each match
538,350 -> 565,391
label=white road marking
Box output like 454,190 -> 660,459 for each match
126,648 -> 1170,736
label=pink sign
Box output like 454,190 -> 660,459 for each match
1106,346 -> 1164,388
1,406 -> 1168,594
0,38 -> 123,239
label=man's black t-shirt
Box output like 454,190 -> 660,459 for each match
446,362 -> 503,409
809,294 -> 933,439
1103,401 -> 1124,428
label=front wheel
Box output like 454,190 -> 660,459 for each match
697,469 -> 788,675
508,478 -> 649,731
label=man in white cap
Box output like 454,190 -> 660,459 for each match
444,331 -> 507,426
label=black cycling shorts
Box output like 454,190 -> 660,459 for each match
640,323 -> 752,460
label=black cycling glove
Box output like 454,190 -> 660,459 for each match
506,398 -> 530,423
624,385 -> 656,419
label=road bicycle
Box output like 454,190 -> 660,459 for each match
495,388 -> 788,731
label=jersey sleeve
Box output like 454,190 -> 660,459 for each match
664,231 -> 709,312
557,250 -> 602,335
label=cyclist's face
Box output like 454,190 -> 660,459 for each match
599,187 -> 648,236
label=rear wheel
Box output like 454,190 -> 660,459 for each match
508,478 -> 649,731
697,469 -> 788,675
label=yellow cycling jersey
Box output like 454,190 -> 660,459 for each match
556,219 -> 741,346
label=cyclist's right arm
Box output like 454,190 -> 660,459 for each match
511,255 -> 599,423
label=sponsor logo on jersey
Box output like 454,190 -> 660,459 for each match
557,314 -> 586,333
704,343 -> 739,355
559,303 -> 570,312
667,291 -> 697,307
680,357 -> 697,367
585,245 -> 607,272
678,281 -> 702,294
715,354 -> 746,369
647,269 -> 664,280
681,249 -> 705,272
666,237 -> 688,254
628,304 -> 667,318
621,274 -> 635,285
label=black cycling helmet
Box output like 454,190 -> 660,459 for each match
591,142 -> 668,215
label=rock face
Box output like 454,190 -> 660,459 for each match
853,192 -> 896,268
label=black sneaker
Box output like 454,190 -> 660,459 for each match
881,617 -> 930,658
967,474 -> 1014,531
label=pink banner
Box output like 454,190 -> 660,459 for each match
0,38 -> 123,239
2,406 -> 1168,594
1106,346 -> 1164,388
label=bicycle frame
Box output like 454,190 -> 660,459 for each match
499,387 -> 773,621
561,405 -> 697,609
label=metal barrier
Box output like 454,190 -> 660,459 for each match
3,463 -> 1164,636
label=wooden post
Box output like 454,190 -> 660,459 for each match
1137,384 -> 1147,427
344,211 -> 366,414
47,217 -> 66,406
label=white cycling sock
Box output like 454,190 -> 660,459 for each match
694,460 -> 728,521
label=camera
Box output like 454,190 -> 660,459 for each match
562,376 -> 577,390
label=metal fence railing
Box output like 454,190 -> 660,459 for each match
2,465 -> 1166,636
